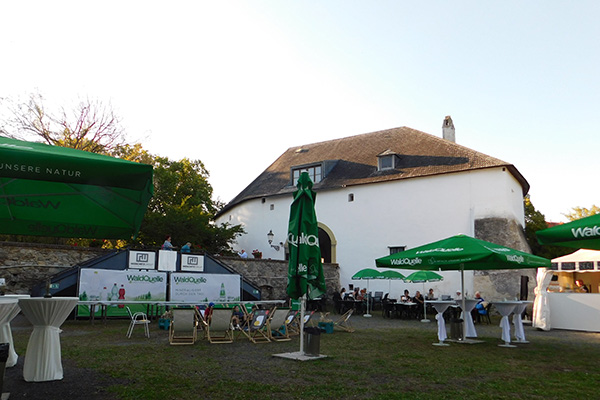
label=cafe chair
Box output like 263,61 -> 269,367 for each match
169,308 -> 198,345
267,307 -> 292,342
126,306 -> 150,338
283,310 -> 299,336
333,308 -> 355,333
203,308 -> 234,344
481,303 -> 492,324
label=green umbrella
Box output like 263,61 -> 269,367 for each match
380,270 -> 406,295
403,271 -> 444,323
352,268 -> 386,317
286,172 -> 326,357
0,136 -> 153,239
536,213 -> 600,250
376,234 -> 550,340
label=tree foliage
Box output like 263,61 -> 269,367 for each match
524,195 -> 572,260
563,205 -> 600,221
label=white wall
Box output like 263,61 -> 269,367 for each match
216,167 -> 525,299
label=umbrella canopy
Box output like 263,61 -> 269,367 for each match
286,172 -> 326,300
352,268 -> 386,280
0,136 -> 153,239
536,213 -> 600,250
376,234 -> 551,271
380,270 -> 406,280
403,270 -> 444,283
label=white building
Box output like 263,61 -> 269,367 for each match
215,118 -> 533,299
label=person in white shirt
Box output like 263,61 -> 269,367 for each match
238,249 -> 248,258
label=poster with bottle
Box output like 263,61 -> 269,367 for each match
169,273 -> 241,303
78,269 -> 167,317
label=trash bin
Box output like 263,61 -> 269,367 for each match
0,343 -> 9,394
450,318 -> 463,340
304,327 -> 321,356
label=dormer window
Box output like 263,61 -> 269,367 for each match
292,164 -> 322,185
377,150 -> 399,171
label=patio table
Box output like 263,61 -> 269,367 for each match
492,301 -> 521,348
19,297 -> 79,382
427,300 -> 456,346
457,298 -> 479,338
0,298 -> 20,367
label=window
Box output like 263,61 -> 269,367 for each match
292,164 -> 322,185
379,155 -> 394,170
389,246 -> 406,255
348,193 -> 354,202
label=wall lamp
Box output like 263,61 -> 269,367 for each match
267,230 -> 283,251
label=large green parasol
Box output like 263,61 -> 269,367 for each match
376,234 -> 550,339
286,172 -> 326,300
0,136 -> 153,239
536,213 -> 600,250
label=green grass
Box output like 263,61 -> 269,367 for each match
11,316 -> 600,400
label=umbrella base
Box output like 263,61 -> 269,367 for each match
513,340 -> 530,344
273,351 -> 328,361
420,319 -> 431,323
432,341 -> 450,346
498,343 -> 517,348
363,314 -> 372,318
447,338 -> 484,344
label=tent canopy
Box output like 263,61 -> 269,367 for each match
0,136 -> 153,239
536,214 -> 600,250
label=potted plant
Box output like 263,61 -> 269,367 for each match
252,249 -> 262,259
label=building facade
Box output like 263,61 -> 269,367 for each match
216,119 -> 533,300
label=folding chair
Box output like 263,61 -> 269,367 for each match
203,308 -> 234,344
169,308 -> 198,345
241,309 -> 271,343
126,306 -> 150,338
333,308 -> 355,332
267,307 -> 292,342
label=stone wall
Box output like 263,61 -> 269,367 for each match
474,217 -> 537,302
215,256 -> 340,300
0,242 -> 109,294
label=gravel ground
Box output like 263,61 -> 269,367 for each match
3,310 -> 600,399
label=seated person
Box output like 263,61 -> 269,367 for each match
454,289 -> 462,300
425,288 -> 435,300
357,288 -> 367,301
471,291 -> 488,322
401,289 -> 411,302
203,302 -> 215,323
231,305 -> 245,329
412,290 -> 424,305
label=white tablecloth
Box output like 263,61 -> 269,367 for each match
512,301 -> 532,342
1,294 -> 30,367
19,297 -> 79,382
0,298 -> 19,367
493,301 -> 521,344
427,301 -> 455,342
458,298 -> 479,338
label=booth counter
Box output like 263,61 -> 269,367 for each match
548,292 -> 600,332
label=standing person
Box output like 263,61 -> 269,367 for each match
238,249 -> 248,258
181,242 -> 191,253
162,235 -> 175,250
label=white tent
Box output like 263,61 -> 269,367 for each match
533,249 -> 600,332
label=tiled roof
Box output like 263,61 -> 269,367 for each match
217,127 -> 529,215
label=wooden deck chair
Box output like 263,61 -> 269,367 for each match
204,308 -> 234,344
283,310 -> 299,336
288,310 -> 314,336
241,309 -> 271,343
333,308 -> 355,332
169,308 -> 198,345
267,307 -> 291,342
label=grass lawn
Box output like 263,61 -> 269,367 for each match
9,313 -> 600,400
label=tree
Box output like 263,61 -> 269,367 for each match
135,156 -> 245,254
524,195 -> 571,260
563,205 -> 600,221
1,92 -> 125,153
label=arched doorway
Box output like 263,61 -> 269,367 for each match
317,223 -> 336,264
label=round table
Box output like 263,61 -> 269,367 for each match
512,301 -> 532,343
457,298 -> 479,338
427,301 -> 456,346
492,301 -> 521,348
18,297 -> 79,382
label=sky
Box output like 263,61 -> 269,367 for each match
1,1 -> 598,222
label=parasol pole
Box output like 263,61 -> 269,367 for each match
364,279 -> 372,317
421,282 -> 430,323
461,264 -> 466,341
299,294 -> 306,355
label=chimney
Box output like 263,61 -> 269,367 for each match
442,115 -> 455,142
